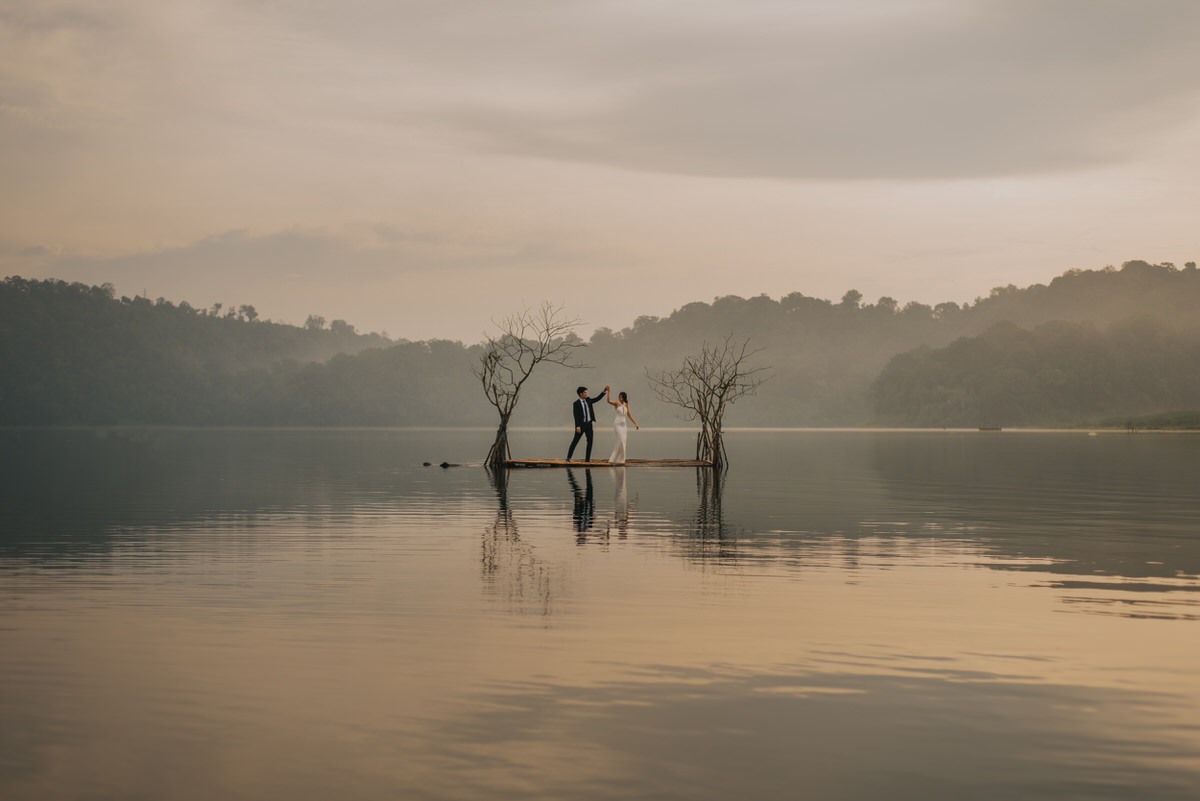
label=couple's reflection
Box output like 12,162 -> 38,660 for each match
613,467 -> 632,539
566,467 -> 594,539
479,465 -> 729,615
568,467 -> 635,544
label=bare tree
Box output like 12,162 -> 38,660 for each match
475,302 -> 587,468
646,335 -> 771,469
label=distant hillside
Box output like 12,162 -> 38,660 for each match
0,277 -> 390,424
2,260 -> 1198,428
1093,411 -> 1200,430
547,259 -> 1200,427
870,318 -> 1200,427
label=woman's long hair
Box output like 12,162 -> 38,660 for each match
619,391 -> 628,404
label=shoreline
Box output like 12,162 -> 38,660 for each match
3,425 -> 1199,434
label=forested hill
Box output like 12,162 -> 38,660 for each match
2,260 -> 1198,427
0,277 -> 391,424
871,319 -> 1200,427
576,259 -> 1200,426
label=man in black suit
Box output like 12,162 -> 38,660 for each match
567,385 -> 608,462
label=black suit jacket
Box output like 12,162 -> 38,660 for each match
572,392 -> 606,427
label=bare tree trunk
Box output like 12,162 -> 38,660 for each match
710,428 -> 724,471
695,421 -> 726,469
485,417 -> 512,469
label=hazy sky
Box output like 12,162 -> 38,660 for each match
3,0 -> 1199,341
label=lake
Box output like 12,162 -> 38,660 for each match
2,428 -> 1199,800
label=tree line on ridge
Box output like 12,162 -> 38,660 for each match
2,260 -> 1198,428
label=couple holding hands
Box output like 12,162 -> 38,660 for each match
567,385 -> 639,464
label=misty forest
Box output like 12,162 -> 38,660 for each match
3,260 -> 1199,430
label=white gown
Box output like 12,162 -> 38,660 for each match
609,403 -> 629,464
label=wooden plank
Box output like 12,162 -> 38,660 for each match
504,458 -> 712,468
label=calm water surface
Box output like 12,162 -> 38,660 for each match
2,428 -> 1199,800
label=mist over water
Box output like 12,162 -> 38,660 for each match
2,428 -> 1199,800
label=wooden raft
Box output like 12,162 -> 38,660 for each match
504,458 -> 712,468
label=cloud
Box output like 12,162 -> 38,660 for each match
416,0 -> 1200,180
5,0 -> 1200,185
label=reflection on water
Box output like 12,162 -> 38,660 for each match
567,467 -> 596,540
612,467 -> 629,538
481,467 -> 563,619
679,466 -> 736,563
867,433 -> 1200,620
2,428 -> 1200,800
435,659 -> 1200,801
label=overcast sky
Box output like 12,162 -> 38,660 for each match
3,0 -> 1199,341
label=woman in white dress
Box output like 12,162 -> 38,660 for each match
606,391 -> 639,464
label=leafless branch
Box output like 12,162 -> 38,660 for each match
646,334 -> 771,468
474,302 -> 588,466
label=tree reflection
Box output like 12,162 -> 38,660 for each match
673,467 -> 738,564
480,464 -> 739,612
481,467 -> 559,617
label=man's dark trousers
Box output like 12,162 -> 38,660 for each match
567,421 -> 595,461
